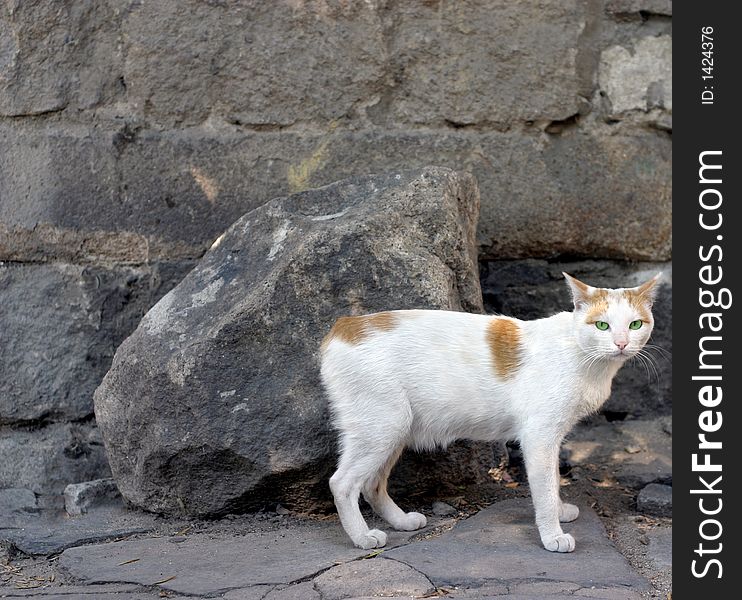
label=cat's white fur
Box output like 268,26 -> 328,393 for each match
320,273 -> 660,553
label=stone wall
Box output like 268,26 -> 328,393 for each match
0,1 -> 671,497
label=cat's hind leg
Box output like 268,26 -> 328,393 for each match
362,446 -> 427,532
556,464 -> 580,523
559,500 -> 580,523
330,424 -> 412,549
330,457 -> 387,550
327,377 -> 414,548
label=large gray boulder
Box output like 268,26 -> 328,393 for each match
94,167 -> 484,516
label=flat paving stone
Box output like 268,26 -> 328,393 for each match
573,587 -> 644,599
340,597 -> 418,600
434,581 -> 643,599
58,522 -> 420,597
646,527 -> 672,570
0,507 -> 157,556
218,584 -> 275,600
0,584 -> 141,596
0,583 -> 187,598
0,594 -> 191,600
259,581 -> 320,600
509,581 -> 581,595
7,501 -> 651,599
385,498 -> 649,593
314,556 -> 434,600
419,583 -> 643,600
444,591 -> 574,600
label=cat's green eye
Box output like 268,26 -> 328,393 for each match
595,321 -> 609,331
629,320 -> 643,330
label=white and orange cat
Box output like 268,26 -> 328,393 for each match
320,273 -> 660,553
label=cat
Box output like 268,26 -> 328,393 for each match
320,272 -> 661,553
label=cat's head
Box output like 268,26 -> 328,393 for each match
563,272 -> 661,362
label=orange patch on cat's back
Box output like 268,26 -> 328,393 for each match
321,312 -> 398,351
487,317 -> 522,379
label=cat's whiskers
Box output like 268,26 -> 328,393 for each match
642,344 -> 672,362
636,348 -> 661,382
629,351 -> 652,381
575,345 -> 612,373
627,349 -> 662,400
575,344 -> 602,363
640,348 -> 660,377
588,353 -> 612,375
576,353 -> 600,371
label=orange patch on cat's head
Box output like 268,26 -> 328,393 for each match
321,312 -> 398,351
564,274 -> 612,323
623,275 -> 661,322
487,317 -> 522,380
584,289 -> 610,323
623,292 -> 651,322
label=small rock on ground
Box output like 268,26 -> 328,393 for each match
636,483 -> 672,517
64,478 -> 122,516
432,501 -> 458,516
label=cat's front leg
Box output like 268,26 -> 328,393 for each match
522,436 -> 575,553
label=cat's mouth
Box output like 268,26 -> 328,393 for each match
609,349 -> 632,360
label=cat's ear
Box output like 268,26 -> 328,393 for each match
562,272 -> 593,310
631,272 -> 662,305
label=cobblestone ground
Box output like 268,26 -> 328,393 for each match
1,417 -> 671,600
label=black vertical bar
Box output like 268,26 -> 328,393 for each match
674,3 -> 740,596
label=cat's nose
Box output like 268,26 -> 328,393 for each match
614,341 -> 628,351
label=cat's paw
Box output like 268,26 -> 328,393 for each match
355,529 -> 388,550
395,512 -> 427,531
559,503 -> 580,523
542,532 -> 575,553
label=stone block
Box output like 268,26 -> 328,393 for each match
2,121 -> 671,263
0,1 -> 122,116
600,36 -> 672,117
120,0 -> 386,127
380,0 -> 583,126
0,423 -> 110,495
0,261 -> 193,423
